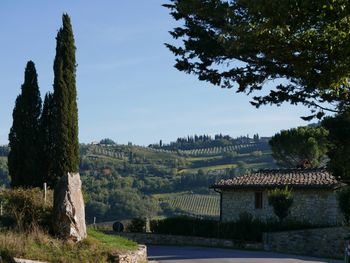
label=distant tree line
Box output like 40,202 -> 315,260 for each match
99,138 -> 116,145
150,133 -> 261,151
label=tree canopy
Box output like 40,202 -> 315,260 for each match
165,0 -> 350,117
52,14 -> 80,184
99,138 -> 116,145
322,110 -> 350,181
269,126 -> 329,168
8,61 -> 42,187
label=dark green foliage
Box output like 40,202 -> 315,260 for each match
337,186 -> 350,225
150,215 -> 324,242
99,138 -> 116,145
8,61 -> 42,187
268,187 -> 294,222
164,0 -> 350,115
322,110 -> 350,181
39,93 -> 55,187
86,201 -> 109,219
52,14 -> 79,183
150,216 -> 219,238
0,188 -> 53,231
109,190 -> 159,220
150,134 -> 256,150
150,215 -> 263,241
126,218 -> 146,233
81,156 -> 162,221
269,126 -> 329,168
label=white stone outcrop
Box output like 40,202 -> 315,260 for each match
53,172 -> 87,242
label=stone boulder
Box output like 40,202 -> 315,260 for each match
53,172 -> 87,242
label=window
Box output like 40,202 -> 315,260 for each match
255,192 -> 263,209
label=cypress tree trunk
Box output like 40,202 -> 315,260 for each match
8,61 -> 42,187
52,14 -> 80,185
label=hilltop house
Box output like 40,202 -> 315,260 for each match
211,169 -> 344,225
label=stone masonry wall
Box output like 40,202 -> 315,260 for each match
221,189 -> 342,225
114,232 -> 262,250
263,227 -> 350,259
115,245 -> 147,263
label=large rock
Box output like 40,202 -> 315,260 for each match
53,172 -> 87,242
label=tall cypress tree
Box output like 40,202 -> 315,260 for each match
40,92 -> 55,187
8,61 -> 42,187
52,14 -> 79,185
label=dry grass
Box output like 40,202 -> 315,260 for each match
0,227 -> 137,263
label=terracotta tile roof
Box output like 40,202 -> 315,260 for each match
212,169 -> 342,190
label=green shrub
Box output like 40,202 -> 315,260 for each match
126,218 -> 146,233
337,186 -> 350,225
150,215 -> 324,242
150,215 -> 264,241
150,216 -> 218,237
229,212 -> 265,241
0,188 -> 53,231
268,187 -> 293,222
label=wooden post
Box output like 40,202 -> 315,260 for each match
145,217 -> 150,233
43,182 -> 47,205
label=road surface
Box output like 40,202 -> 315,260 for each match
148,245 -> 342,263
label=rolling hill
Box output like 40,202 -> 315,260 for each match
0,135 -> 276,222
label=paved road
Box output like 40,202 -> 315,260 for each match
148,246 -> 343,263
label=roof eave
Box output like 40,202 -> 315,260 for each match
211,184 -> 341,191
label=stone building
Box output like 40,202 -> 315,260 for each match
211,169 -> 344,225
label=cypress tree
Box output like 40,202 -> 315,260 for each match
40,92 -> 55,187
8,61 -> 42,187
52,14 -> 79,184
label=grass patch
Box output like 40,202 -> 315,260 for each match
87,228 -> 137,251
0,227 -> 137,263
131,146 -> 179,160
185,156 -> 219,162
179,164 -> 237,174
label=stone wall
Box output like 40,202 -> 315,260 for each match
221,189 -> 342,225
12,259 -> 48,263
263,227 -> 350,259
114,232 -> 262,250
114,245 -> 147,263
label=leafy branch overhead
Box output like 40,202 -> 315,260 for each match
165,0 -> 350,116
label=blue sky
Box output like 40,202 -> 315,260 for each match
0,1 -> 311,146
